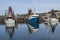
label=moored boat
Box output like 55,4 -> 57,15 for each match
5,18 -> 15,27
5,7 -> 15,27
27,14 -> 39,33
28,14 -> 39,23
50,18 -> 58,26
50,10 -> 59,26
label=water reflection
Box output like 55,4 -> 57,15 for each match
5,24 -> 18,40
0,18 -> 60,40
44,21 -> 58,33
51,26 -> 56,33
27,22 -> 39,33
5,27 -> 14,39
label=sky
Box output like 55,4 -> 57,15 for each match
0,0 -> 60,15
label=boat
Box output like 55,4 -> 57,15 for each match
49,9 -> 59,26
28,14 -> 39,23
5,7 -> 15,27
43,17 -> 50,23
5,18 -> 15,27
27,13 -> 39,33
44,17 -> 58,26
50,18 -> 58,26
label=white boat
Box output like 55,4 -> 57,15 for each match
5,7 -> 15,27
5,18 -> 15,27
50,18 -> 58,26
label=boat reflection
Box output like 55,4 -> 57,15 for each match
27,22 -> 39,33
5,27 -> 14,39
51,26 -> 56,33
44,21 -> 59,33
5,24 -> 18,40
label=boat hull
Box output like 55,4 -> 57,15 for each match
28,15 -> 39,29
50,18 -> 58,26
28,17 -> 39,23
5,19 -> 15,27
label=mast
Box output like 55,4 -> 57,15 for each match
34,8 -> 36,15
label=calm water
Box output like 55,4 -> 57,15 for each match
0,23 -> 60,40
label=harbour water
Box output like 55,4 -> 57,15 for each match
0,22 -> 60,40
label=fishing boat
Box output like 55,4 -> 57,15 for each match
28,14 -> 39,23
50,10 -> 59,26
5,7 -> 15,27
27,13 -> 39,33
50,10 -> 58,26
27,9 -> 39,23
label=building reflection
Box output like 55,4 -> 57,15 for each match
5,24 -> 18,39
27,22 -> 39,33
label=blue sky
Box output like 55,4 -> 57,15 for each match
0,0 -> 60,15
